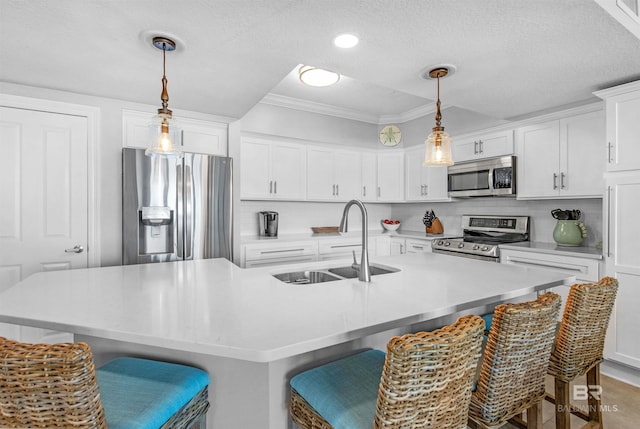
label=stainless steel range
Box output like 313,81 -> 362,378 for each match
431,215 -> 529,262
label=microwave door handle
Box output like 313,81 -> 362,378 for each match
487,168 -> 495,191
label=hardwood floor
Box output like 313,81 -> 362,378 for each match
496,373 -> 640,429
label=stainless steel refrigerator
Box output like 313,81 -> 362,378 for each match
122,148 -> 233,265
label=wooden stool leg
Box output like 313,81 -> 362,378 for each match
527,400 -> 543,429
586,364 -> 603,427
555,377 -> 571,429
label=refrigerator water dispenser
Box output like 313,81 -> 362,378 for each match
139,206 -> 174,255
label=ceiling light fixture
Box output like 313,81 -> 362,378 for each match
145,36 -> 182,157
333,33 -> 359,48
423,67 -> 454,167
299,65 -> 340,87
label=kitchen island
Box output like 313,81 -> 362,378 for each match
0,252 -> 574,428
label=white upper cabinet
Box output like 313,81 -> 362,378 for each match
377,151 -> 405,202
361,152 -> 378,202
123,109 -> 227,156
240,137 -> 306,200
307,146 -> 361,201
404,146 -> 449,201
595,81 -> 640,172
452,129 -> 513,162
516,108 -> 605,199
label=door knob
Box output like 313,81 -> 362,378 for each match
65,245 -> 84,254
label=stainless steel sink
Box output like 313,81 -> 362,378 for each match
273,264 -> 400,284
273,271 -> 342,285
328,264 -> 400,279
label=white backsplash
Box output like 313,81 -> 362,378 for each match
240,198 -> 603,247
240,201 -> 393,236
391,198 -> 603,247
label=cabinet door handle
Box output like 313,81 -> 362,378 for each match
363,186 -> 366,197
274,181 -> 277,194
607,142 -> 613,163
553,173 -> 558,190
479,140 -> 484,153
377,186 -> 381,197
474,141 -> 478,154
560,172 -> 566,189
269,180 -> 273,194
261,248 -> 305,254
607,186 -> 612,258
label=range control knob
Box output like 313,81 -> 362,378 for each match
457,242 -> 465,248
444,241 -> 451,247
472,244 -> 480,250
481,246 -> 489,251
437,240 -> 444,245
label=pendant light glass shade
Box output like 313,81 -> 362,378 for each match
146,113 -> 182,157
423,67 -> 454,167
423,128 -> 453,166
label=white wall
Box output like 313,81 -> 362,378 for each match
392,198 -> 603,247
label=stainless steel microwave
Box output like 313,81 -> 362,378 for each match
447,155 -> 516,197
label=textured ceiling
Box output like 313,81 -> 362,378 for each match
1,0 -> 639,122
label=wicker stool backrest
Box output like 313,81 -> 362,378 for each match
0,337 -> 107,428
374,314 -> 485,429
470,292 -> 561,428
548,277 -> 619,382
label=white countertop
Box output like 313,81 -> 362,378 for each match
500,241 -> 603,260
0,253 -> 573,362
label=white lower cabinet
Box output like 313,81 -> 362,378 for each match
390,238 -> 406,255
500,248 -> 601,318
242,241 -> 317,268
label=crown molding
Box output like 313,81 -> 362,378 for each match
261,93 -> 380,124
379,104 -> 436,124
261,93 -> 435,125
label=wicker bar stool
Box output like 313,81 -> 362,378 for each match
546,276 -> 619,429
289,314 -> 485,429
468,292 -> 562,429
0,337 -> 210,428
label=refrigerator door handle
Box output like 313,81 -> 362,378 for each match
185,163 -> 193,259
176,162 -> 184,259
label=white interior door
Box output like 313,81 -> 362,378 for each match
0,106 -> 88,343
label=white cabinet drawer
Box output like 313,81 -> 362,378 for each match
405,239 -> 432,253
244,241 -> 317,263
500,249 -> 600,282
318,238 -> 373,261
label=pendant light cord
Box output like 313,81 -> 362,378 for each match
159,42 -> 170,115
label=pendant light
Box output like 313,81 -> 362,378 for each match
145,36 -> 182,157
423,67 -> 454,167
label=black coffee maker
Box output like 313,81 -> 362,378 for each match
258,211 -> 279,237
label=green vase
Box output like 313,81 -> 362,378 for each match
553,220 -> 583,247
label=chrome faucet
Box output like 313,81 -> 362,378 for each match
339,200 -> 371,282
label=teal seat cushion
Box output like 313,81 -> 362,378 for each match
96,357 -> 210,429
481,313 -> 493,334
290,349 -> 385,429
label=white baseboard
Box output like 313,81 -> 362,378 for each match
601,359 -> 640,388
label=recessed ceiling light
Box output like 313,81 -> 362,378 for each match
333,33 -> 359,49
299,65 -> 340,87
